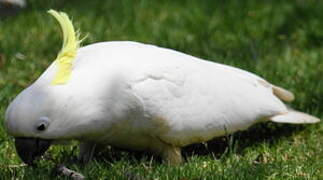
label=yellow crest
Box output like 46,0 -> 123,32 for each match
48,10 -> 81,85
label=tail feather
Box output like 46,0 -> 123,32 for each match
269,84 -> 319,124
270,111 -> 320,124
272,86 -> 295,102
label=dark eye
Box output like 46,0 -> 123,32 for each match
37,123 -> 46,131
35,117 -> 51,132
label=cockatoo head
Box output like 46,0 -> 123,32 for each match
4,10 -> 82,165
5,86 -> 54,165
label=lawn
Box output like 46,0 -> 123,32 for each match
0,0 -> 322,179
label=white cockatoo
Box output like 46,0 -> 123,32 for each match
5,10 -> 320,165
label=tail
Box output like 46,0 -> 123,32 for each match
270,110 -> 320,124
270,85 -> 320,124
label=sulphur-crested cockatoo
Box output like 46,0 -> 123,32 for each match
5,10 -> 320,165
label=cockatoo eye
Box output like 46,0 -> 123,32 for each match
37,123 -> 46,131
35,117 -> 50,132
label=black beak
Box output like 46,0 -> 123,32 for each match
14,137 -> 52,166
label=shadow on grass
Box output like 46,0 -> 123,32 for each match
184,122 -> 305,158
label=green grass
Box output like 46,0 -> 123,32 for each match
0,0 -> 322,179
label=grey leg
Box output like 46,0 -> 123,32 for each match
79,142 -> 97,164
161,145 -> 182,165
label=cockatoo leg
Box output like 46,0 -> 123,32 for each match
161,145 -> 182,165
79,142 -> 97,164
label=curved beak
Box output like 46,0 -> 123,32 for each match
14,137 -> 52,166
